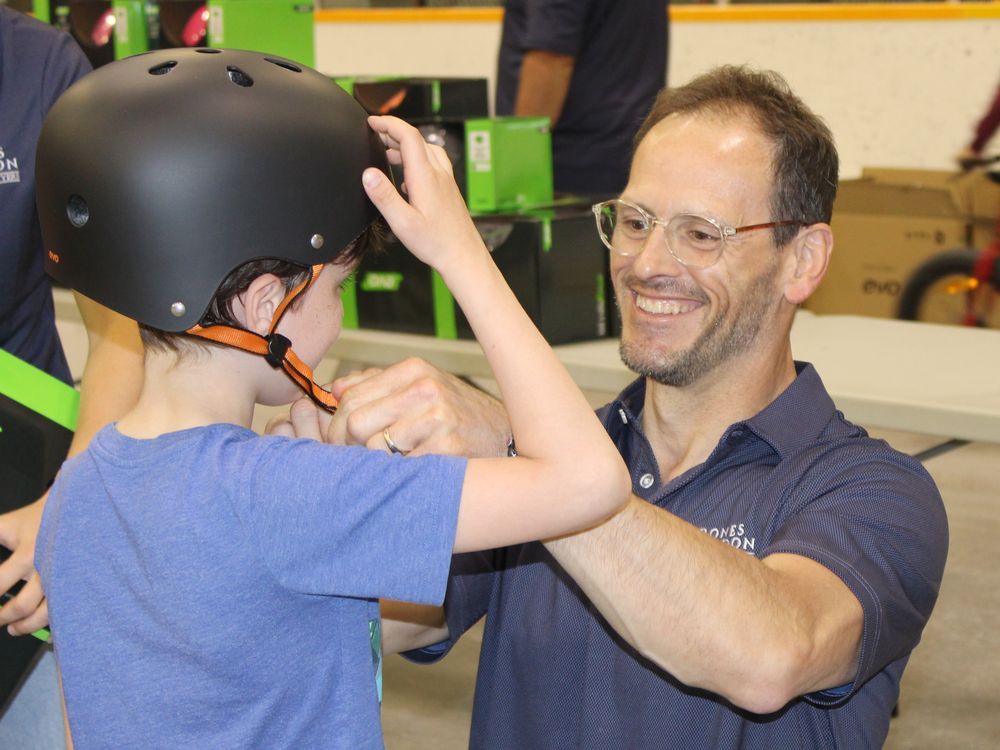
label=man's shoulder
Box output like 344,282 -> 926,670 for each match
0,7 -> 90,89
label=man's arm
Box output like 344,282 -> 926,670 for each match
545,496 -> 863,715
514,50 -> 575,127
0,293 -> 143,635
325,360 -> 867,712
380,600 -> 448,655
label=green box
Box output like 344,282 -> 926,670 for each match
207,0 -> 314,67
465,116 -> 553,214
112,0 -> 151,58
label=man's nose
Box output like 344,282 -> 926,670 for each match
631,225 -> 685,278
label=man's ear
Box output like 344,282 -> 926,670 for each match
783,223 -> 833,305
232,274 -> 286,336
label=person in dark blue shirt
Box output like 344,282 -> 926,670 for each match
316,66 -> 949,749
0,7 -> 144,748
496,0 -> 668,197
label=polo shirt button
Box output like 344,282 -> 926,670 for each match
638,473 -> 655,489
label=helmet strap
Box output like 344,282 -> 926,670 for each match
186,263 -> 339,412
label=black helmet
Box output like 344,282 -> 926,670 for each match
38,47 -> 388,333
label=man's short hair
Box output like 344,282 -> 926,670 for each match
139,220 -> 385,353
635,65 -> 839,247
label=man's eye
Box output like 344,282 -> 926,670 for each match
621,216 -> 650,233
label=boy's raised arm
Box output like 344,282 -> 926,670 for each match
361,116 -> 629,552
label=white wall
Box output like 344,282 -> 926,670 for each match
315,10 -> 1000,178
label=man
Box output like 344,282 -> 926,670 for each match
319,66 -> 948,748
497,0 -> 667,196
0,6 -> 144,747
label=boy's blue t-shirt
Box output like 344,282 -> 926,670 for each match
37,423 -> 466,749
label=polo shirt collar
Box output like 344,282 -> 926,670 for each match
604,361 -> 837,462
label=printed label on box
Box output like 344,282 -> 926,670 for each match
467,130 -> 491,170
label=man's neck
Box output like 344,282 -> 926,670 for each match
640,343 -> 797,483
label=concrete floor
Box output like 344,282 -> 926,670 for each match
379,425 -> 1000,750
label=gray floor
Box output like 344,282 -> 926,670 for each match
379,423 -> 1000,749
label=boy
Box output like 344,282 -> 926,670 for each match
33,49 -> 629,748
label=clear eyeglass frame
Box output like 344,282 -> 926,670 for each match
591,198 -> 802,269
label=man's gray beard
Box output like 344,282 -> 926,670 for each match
618,263 -> 781,388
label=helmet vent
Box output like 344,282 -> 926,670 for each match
66,195 -> 90,228
195,48 -> 222,54
227,66 -> 254,88
149,61 -> 178,76
265,58 -> 302,74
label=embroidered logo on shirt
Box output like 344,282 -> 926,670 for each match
701,522 -> 756,554
0,147 -> 21,184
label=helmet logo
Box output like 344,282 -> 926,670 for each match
48,250 -> 61,264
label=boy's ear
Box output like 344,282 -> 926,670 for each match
783,223 -> 833,305
233,274 -> 286,336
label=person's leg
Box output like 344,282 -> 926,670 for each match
0,647 -> 67,750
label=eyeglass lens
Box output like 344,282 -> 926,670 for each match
596,202 -> 724,266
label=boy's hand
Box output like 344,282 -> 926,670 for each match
0,497 -> 49,635
264,397 -> 333,443
363,115 -> 487,272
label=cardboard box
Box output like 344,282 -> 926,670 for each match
805,167 -> 999,319
351,203 -> 609,345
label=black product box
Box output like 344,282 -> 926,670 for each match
353,202 -> 610,346
351,77 -> 488,123
350,78 -> 487,198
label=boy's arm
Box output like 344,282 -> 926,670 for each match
361,116 -> 629,552
0,294 -> 143,635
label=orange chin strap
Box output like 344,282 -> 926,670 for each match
186,263 -> 339,412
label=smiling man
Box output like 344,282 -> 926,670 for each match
322,66 -> 950,749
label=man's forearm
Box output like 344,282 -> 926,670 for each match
544,496 -> 862,714
380,600 -> 448,655
514,50 -> 575,127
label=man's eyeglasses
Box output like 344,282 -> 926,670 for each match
592,199 -> 802,269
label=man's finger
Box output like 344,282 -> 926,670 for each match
329,367 -> 384,400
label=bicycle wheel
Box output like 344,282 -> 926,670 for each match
897,248 -> 1000,327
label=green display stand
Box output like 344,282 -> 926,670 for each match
0,349 -> 79,708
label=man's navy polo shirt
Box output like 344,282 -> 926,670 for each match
410,363 -> 948,749
0,7 -> 89,384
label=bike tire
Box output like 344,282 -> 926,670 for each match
897,248 -> 982,324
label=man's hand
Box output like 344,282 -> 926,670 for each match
0,497 -> 48,635
327,358 -> 511,457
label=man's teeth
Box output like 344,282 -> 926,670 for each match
636,294 -> 696,315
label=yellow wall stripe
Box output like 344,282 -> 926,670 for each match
315,3 -> 1000,25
